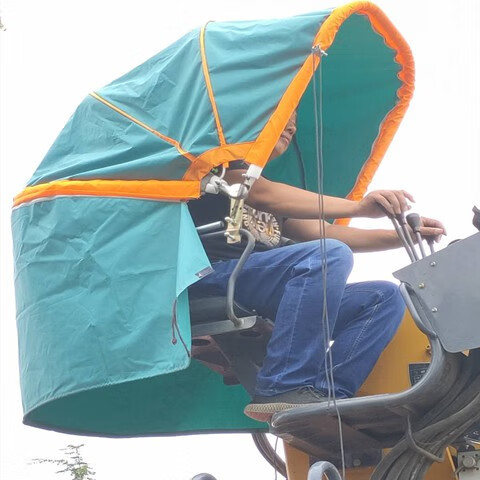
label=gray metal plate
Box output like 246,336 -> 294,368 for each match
394,232 -> 480,353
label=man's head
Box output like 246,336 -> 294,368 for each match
270,111 -> 297,160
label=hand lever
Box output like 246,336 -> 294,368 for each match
396,212 -> 419,261
406,213 -> 427,258
381,207 -> 416,263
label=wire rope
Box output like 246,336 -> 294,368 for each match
311,45 -> 347,479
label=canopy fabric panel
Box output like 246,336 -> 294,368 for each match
15,1 -> 414,207
12,197 -> 220,435
12,2 -> 415,436
29,96 -> 194,186
202,12 -> 331,144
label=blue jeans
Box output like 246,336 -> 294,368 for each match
189,240 -> 405,398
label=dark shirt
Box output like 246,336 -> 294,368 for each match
188,162 -> 284,262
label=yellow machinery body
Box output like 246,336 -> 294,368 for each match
283,310 -> 458,479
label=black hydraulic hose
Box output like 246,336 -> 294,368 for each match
412,395 -> 480,480
372,349 -> 480,480
397,395 -> 480,479
371,354 -> 467,478
416,353 -> 478,429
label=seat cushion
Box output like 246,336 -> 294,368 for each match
189,296 -> 255,325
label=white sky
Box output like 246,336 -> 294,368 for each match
1,1 -> 479,479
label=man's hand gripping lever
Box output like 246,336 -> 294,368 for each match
387,210 -> 444,261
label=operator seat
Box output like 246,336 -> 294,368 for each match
189,295 -> 273,396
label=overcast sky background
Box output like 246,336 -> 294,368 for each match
1,1 -> 479,479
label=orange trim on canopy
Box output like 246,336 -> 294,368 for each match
326,2 -> 415,224
13,180 -> 201,207
183,142 -> 254,181
23,4 -> 414,218
200,23 -> 227,146
90,92 -> 197,163
243,1 -> 414,225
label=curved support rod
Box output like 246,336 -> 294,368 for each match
399,283 -> 437,339
226,228 -> 256,326
197,227 -> 256,327
308,461 -> 342,480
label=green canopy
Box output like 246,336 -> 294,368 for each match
12,1 -> 414,436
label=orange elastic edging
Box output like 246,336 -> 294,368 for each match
200,23 -> 226,146
13,180 -> 201,207
243,1 -> 415,225
327,2 -> 415,225
89,92 -> 197,163
183,142 -> 254,181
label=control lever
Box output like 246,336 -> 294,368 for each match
426,237 -> 435,255
396,212 -> 419,261
406,213 -> 427,258
385,211 -> 416,263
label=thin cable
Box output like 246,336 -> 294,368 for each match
312,48 -> 332,401
312,46 -> 346,480
274,436 -> 279,480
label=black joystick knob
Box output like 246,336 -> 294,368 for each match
406,213 -> 422,233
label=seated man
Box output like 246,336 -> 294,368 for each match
188,113 -> 445,422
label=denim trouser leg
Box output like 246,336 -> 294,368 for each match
189,240 -> 404,398
315,281 -> 405,398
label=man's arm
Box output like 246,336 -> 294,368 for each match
223,169 -> 445,250
284,218 -> 400,252
225,169 -> 414,219
283,218 -> 445,253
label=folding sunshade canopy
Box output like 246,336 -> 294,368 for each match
12,1 -> 414,436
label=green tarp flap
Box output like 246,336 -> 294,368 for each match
12,198 -> 257,435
